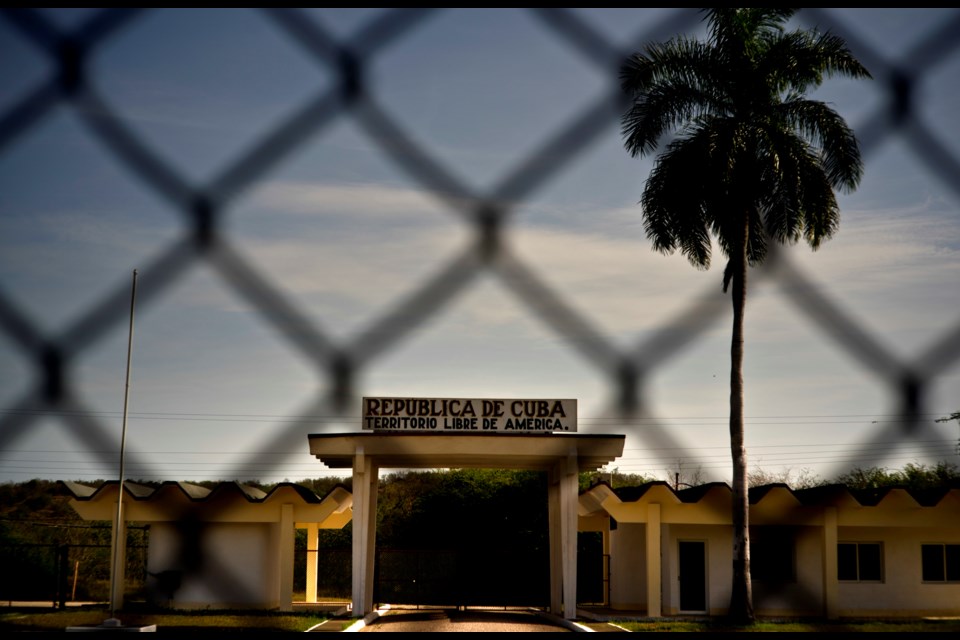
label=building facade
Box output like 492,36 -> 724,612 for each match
62,474 -> 959,618
61,480 -> 352,610
578,481 -> 960,618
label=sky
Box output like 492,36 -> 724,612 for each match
1,8 -> 959,487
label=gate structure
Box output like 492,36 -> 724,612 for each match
309,429 -> 624,620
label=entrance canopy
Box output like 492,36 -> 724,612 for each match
308,432 -> 625,471
308,431 -> 624,620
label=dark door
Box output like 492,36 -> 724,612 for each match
678,540 -> 707,612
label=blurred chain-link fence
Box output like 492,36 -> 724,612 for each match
1,6 -> 960,606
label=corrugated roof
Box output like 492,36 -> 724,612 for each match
583,480 -> 960,509
59,480 -> 97,499
611,481 -> 671,502
57,480 -> 349,505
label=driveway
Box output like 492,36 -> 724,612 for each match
310,605 -> 624,633
342,607 -> 587,632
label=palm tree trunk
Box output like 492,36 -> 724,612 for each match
728,213 -> 754,623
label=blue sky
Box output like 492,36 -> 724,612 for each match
1,8 -> 959,485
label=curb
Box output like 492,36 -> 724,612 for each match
341,604 -> 391,632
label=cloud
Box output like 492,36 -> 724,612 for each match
231,180 -> 960,356
227,180 -> 721,340
766,202 -> 960,348
250,181 -> 474,221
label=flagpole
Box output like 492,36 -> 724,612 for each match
108,269 -> 138,624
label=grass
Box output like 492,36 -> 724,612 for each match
0,606 -> 335,633
601,617 -> 960,633
5,606 -> 960,632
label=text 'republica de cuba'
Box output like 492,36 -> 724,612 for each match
362,397 -> 577,432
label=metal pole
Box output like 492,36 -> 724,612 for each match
109,269 -> 137,622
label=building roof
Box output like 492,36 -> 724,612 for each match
59,480 -> 353,527
587,480 -> 960,509
58,480 -> 349,504
581,480 -> 960,527
309,432 -> 626,471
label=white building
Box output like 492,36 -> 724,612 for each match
61,480 -> 352,610
578,481 -> 960,618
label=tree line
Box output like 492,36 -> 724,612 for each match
3,462 -> 957,551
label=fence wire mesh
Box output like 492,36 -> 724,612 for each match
1,6 -> 959,608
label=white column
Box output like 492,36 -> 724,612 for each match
306,523 -> 319,603
601,519 -> 611,607
352,448 -> 378,617
279,504 -> 294,611
361,461 -> 378,615
559,450 -> 579,619
646,502 -> 661,617
548,465 -> 562,616
823,506 -> 838,619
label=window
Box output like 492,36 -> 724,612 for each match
921,544 -> 960,582
838,542 -> 883,582
751,527 -> 796,583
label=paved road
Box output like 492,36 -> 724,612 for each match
352,608 -> 581,632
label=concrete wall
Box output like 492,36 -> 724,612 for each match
605,521 -> 960,618
661,524 -> 731,616
835,526 -> 960,617
752,525 -> 824,617
609,523 -> 647,610
146,521 -> 281,609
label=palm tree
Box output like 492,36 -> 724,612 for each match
619,8 -> 870,622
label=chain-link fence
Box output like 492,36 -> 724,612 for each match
1,6 -> 959,608
0,540 -> 148,606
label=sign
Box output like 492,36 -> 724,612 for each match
362,397 -> 577,432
